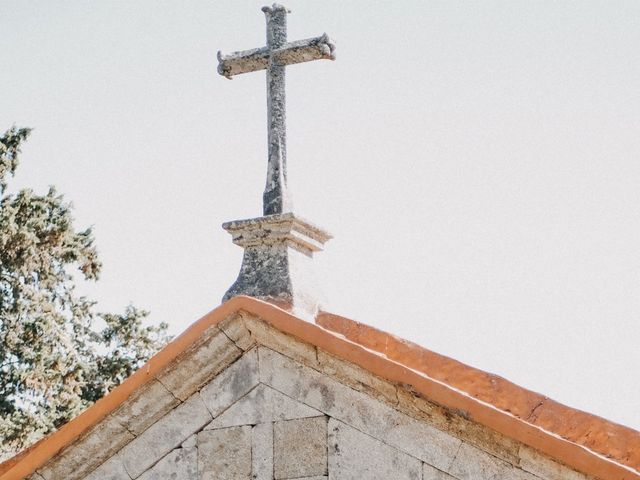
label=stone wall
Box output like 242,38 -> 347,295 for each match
29,314 -> 593,480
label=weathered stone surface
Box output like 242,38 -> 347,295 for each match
518,445 -> 591,480
449,442 -> 539,480
248,315 -> 318,367
121,394 -> 211,479
219,4 -> 335,319
198,426 -> 252,480
327,419 -> 421,480
259,347 -> 461,471
317,349 -> 397,406
29,309 -> 607,480
157,326 -> 241,400
138,447 -> 197,480
39,413 -> 133,480
112,378 -> 180,435
274,416 -> 328,479
218,32 -> 335,79
181,434 -> 197,448
222,215 -> 331,320
218,313 -> 254,350
396,387 -> 521,466
423,463 -> 456,480
252,422 -> 273,480
83,454 -> 129,480
253,320 -> 517,468
287,478 -> 327,480
199,347 -> 259,417
206,383 -> 322,429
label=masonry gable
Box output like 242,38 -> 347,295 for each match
23,311 -> 595,480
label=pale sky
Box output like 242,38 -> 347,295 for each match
2,1 -> 639,430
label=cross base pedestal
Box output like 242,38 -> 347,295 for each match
222,213 -> 331,320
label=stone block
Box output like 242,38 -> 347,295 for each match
83,454 -> 130,480
206,383 -> 322,429
247,316 -> 318,367
181,434 -> 197,448
38,413 -> 134,480
198,426 -> 252,480
448,442 -> 539,480
274,416 -> 327,479
327,419 -> 421,480
449,418 -> 521,466
252,422 -> 273,480
423,463 -> 456,480
112,378 -> 180,435
200,348 -> 259,418
218,313 -> 255,351
157,326 -> 241,400
396,387 -> 521,466
138,447 -> 197,480
518,445 -> 590,480
121,394 -> 212,478
317,350 -> 398,406
259,347 -> 461,471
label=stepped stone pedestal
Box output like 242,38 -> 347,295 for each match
222,212 -> 331,320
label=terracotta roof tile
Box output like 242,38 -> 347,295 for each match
317,311 -> 640,477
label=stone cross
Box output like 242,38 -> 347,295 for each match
217,4 -> 335,216
219,5 -> 335,320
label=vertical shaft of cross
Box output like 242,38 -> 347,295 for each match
263,4 -> 292,216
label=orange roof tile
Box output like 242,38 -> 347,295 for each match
317,311 -> 640,478
1,296 -> 638,480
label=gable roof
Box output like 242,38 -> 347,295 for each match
1,296 -> 638,480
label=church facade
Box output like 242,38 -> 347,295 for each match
2,297 -> 636,480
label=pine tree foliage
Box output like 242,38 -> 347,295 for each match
0,127 -> 171,460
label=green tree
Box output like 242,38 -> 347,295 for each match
0,127 -> 171,460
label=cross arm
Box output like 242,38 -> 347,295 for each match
217,47 -> 270,78
272,33 -> 336,69
217,33 -> 335,79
